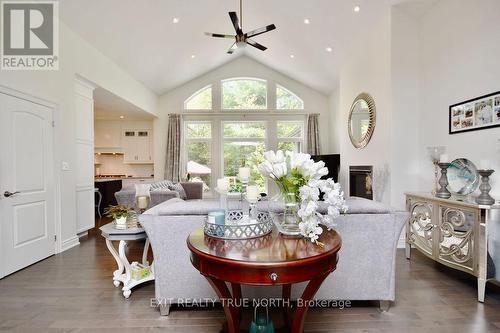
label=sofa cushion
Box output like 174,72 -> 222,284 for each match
150,180 -> 187,199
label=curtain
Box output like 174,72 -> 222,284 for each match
307,113 -> 321,155
164,114 -> 182,182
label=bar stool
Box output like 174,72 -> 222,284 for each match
95,188 -> 102,218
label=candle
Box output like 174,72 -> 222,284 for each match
217,178 -> 229,192
208,209 -> 225,225
238,167 -> 251,181
246,185 -> 259,202
137,196 -> 149,209
439,154 -> 449,163
480,159 -> 490,170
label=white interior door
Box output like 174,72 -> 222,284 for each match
0,91 -> 55,278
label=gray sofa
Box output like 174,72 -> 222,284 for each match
140,197 -> 408,316
114,182 -> 203,210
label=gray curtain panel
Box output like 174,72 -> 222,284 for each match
164,114 -> 182,182
307,113 -> 321,155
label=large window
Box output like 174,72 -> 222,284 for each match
277,121 -> 304,153
276,85 -> 304,110
223,122 -> 266,191
222,78 -> 267,110
183,78 -> 309,194
185,85 -> 212,110
185,122 -> 212,191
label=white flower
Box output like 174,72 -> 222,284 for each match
299,185 -> 320,202
272,162 -> 288,178
288,152 -> 311,170
298,200 -> 318,218
264,150 -> 285,164
259,160 -> 274,177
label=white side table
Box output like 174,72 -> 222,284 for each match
100,223 -> 154,298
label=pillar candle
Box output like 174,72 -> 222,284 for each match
238,167 -> 251,181
439,154 -> 449,163
217,178 -> 229,192
246,185 -> 259,202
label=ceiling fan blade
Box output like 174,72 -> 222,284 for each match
245,24 -> 276,38
246,39 -> 267,51
228,12 -> 243,35
227,43 -> 237,54
205,32 -> 235,39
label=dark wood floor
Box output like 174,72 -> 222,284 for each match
1,219 -> 500,332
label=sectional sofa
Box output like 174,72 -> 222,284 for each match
139,196 -> 408,316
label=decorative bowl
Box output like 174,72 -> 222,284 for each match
447,158 -> 480,196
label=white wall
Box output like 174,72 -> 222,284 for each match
417,0 -> 500,199
336,8 -> 393,205
154,56 -> 331,181
0,23 -> 157,251
390,6 -> 421,209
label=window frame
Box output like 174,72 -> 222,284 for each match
276,84 -> 305,110
276,120 -> 305,153
184,84 -> 213,111
183,120 -> 213,190
221,77 -> 268,111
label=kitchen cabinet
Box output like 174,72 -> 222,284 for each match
121,177 -> 154,188
94,120 -> 122,149
123,129 -> 153,164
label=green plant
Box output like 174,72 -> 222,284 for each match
104,205 -> 133,219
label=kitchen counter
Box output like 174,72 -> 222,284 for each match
95,176 -> 153,183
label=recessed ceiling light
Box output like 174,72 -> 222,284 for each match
354,5 -> 360,12
326,47 -> 333,52
290,54 -> 295,59
119,115 -> 125,119
172,17 -> 180,24
303,18 -> 310,24
191,54 -> 196,59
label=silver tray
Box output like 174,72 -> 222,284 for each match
204,210 -> 273,239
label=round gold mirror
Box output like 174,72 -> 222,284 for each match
348,93 -> 376,149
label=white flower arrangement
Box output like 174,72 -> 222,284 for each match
259,150 -> 348,243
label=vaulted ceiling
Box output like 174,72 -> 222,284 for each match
60,0 -> 437,95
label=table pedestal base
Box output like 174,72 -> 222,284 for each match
105,239 -> 155,298
206,272 -> 330,333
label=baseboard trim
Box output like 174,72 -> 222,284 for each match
61,236 -> 80,252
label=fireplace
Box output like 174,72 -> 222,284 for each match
349,166 -> 373,200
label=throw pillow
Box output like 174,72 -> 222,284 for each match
150,180 -> 173,190
168,183 -> 187,200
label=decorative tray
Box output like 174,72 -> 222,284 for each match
204,210 -> 273,240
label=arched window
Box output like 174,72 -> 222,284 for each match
222,78 -> 267,110
184,85 -> 212,110
276,85 -> 304,110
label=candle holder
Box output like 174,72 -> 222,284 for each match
135,195 -> 150,213
436,162 -> 451,199
476,169 -> 495,205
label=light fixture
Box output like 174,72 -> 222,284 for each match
119,115 -> 125,119
326,47 -> 333,52
190,54 -> 196,59
290,54 -> 295,59
172,17 -> 180,24
303,18 -> 310,24
354,5 -> 360,12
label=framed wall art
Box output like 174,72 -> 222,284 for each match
449,91 -> 500,134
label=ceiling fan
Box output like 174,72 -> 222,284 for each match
205,0 -> 276,54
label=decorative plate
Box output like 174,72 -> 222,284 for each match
447,158 -> 480,196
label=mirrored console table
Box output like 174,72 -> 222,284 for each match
405,192 -> 500,302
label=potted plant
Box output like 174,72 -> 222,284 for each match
104,205 -> 133,229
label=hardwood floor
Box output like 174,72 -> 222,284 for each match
1,219 -> 500,332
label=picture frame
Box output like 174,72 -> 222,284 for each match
449,90 -> 500,134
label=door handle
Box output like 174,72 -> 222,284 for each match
4,191 -> 20,197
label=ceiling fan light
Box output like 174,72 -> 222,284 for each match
236,41 -> 246,48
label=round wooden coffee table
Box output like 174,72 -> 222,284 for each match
187,227 -> 341,333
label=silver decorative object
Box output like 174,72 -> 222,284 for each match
476,170 -> 495,205
204,210 -> 273,239
427,146 -> 446,195
436,162 -> 451,199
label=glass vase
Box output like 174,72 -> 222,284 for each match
271,186 -> 301,236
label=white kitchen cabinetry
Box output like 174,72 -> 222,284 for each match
94,120 -> 122,149
123,129 -> 153,164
